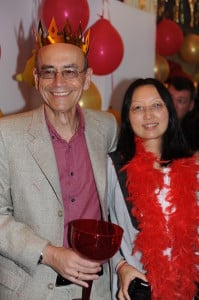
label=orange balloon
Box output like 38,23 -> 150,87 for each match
180,34 -> 199,64
107,107 -> 121,126
79,81 -> 102,110
154,55 -> 170,83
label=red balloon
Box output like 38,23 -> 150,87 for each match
156,18 -> 184,56
166,60 -> 193,82
40,0 -> 89,33
87,18 -> 124,75
167,60 -> 182,73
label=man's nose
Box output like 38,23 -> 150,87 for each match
54,72 -> 66,84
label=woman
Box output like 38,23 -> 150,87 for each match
108,78 -> 199,300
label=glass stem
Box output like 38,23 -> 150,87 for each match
82,281 -> 93,300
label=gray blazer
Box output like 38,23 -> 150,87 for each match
0,105 -> 118,300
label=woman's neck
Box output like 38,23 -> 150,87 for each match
136,137 -> 162,159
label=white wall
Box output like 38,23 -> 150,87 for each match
88,0 -> 156,111
0,0 -> 156,115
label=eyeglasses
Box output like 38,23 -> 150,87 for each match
37,67 -> 86,80
130,102 -> 165,114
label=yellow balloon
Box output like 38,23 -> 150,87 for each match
79,81 -> 102,110
16,50 -> 36,86
154,55 -> 170,83
180,34 -> 199,64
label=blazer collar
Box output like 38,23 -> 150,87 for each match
83,110 -> 107,219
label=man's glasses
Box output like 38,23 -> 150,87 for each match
37,67 -> 86,80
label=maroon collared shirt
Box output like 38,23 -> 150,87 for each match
46,107 -> 101,247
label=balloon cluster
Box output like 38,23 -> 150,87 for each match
155,18 -> 199,83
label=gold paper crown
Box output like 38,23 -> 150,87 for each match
34,17 -> 90,55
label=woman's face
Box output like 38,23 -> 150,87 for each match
129,84 -> 169,142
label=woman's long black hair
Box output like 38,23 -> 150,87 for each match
117,78 -> 192,165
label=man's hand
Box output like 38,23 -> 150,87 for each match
42,245 -> 102,287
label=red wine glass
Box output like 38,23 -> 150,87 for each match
70,219 -> 123,300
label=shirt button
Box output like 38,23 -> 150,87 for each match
70,172 -> 74,176
58,210 -> 63,217
71,198 -> 76,202
48,283 -> 54,289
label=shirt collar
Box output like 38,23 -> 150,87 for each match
45,104 -> 85,140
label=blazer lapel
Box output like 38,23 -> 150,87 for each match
84,112 -> 107,218
27,106 -> 63,204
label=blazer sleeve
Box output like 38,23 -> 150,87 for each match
0,123 -> 50,274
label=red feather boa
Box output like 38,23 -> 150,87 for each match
124,140 -> 199,299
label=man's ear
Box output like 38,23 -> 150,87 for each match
83,68 -> 93,91
33,68 -> 39,90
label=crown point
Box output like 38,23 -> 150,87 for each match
35,17 -> 89,54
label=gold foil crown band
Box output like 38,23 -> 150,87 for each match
34,17 -> 90,55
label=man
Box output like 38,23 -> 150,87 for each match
0,20 -> 118,300
167,75 -> 195,121
167,75 -> 199,151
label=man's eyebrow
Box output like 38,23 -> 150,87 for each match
40,64 -> 78,69
40,65 -> 54,70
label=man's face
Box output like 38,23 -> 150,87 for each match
33,43 -> 92,114
168,85 -> 194,120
